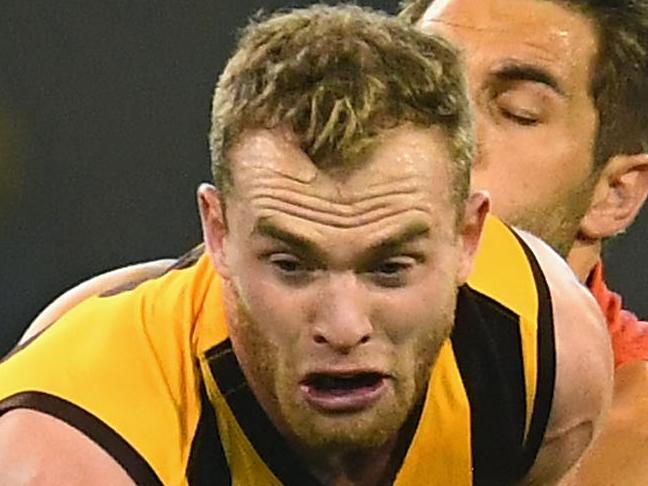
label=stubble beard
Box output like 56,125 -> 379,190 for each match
508,178 -> 596,258
225,281 -> 457,458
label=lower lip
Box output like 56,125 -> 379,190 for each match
300,378 -> 388,413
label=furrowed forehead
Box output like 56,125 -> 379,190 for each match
226,126 -> 455,197
222,126 -> 459,248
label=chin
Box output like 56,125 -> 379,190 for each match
289,414 -> 399,452
279,386 -> 414,453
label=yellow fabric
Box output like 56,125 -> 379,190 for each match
468,216 -> 539,439
199,339 -> 473,485
0,255 -> 219,486
197,215 -> 541,485
0,214 -> 545,485
394,341 -> 472,486
199,357 -> 283,485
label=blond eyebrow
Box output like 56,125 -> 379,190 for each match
253,219 -> 321,256
364,222 -> 430,258
252,218 -> 430,260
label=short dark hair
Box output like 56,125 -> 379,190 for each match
210,4 -> 474,204
399,0 -> 648,170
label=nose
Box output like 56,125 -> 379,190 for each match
311,273 -> 373,353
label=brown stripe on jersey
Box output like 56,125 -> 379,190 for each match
204,339 -> 321,486
186,381 -> 231,485
0,328 -> 48,363
452,285 -> 527,485
167,244 -> 205,271
100,245 -> 204,298
0,391 -> 163,486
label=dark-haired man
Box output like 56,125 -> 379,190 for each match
400,0 -> 648,482
0,5 -> 611,485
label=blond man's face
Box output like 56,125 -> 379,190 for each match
204,125 -> 478,453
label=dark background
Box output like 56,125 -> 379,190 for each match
1,1 -> 646,355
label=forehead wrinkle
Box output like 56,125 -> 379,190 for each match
455,26 -> 564,63
238,166 -> 425,199
250,197 -> 433,230
424,16 -> 580,55
234,165 -> 318,190
250,188 -> 392,219
242,166 -> 435,208
421,17 -> 551,37
423,18 -> 503,34
247,182 -> 425,215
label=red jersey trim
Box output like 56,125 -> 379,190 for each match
588,262 -> 648,367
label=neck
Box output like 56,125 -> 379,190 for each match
566,237 -> 602,283
293,393 -> 425,485
300,438 -> 400,486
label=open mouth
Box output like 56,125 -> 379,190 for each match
300,372 -> 388,412
306,373 -> 384,394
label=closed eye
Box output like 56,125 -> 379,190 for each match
501,108 -> 540,126
492,81 -> 551,128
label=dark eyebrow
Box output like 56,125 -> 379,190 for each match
492,62 -> 565,97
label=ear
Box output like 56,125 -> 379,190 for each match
197,183 -> 231,278
456,190 -> 490,284
580,154 -> 648,239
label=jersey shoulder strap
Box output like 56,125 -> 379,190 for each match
463,216 -> 557,482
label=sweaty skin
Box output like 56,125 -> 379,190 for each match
200,125 -> 484,483
417,0 -> 648,483
1,125 -> 613,485
418,0 -> 600,261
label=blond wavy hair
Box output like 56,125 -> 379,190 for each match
210,4 -> 473,204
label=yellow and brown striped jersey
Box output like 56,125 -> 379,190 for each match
0,215 -> 555,485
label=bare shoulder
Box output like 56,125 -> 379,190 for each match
0,409 -> 135,485
514,230 -> 614,485
561,360 -> 648,486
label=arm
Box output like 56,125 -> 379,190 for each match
0,410 -> 135,485
1,257 -> 193,485
559,360 -> 648,486
516,230 -> 614,486
1,263 -> 161,485
20,259 -> 175,344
